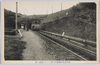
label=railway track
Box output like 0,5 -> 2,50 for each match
36,30 -> 96,61
35,31 -> 87,60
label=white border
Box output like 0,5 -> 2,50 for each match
0,1 -> 99,64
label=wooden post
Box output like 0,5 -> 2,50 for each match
61,2 -> 62,11
52,5 -> 53,14
62,32 -> 65,36
15,2 -> 18,30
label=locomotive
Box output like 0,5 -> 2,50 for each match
31,19 -> 41,31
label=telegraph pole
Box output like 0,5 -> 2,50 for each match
15,2 -> 18,30
47,10 -> 48,15
61,2 -> 62,11
52,5 -> 53,14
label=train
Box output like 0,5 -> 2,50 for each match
31,24 -> 41,31
20,19 -> 42,31
31,19 -> 41,31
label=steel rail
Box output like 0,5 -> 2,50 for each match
36,31 -> 88,61
41,30 -> 96,47
39,31 -> 96,60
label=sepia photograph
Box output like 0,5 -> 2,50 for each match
1,1 -> 99,64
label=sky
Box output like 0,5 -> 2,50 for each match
3,1 -> 79,15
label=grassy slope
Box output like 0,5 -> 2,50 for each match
4,9 -> 26,60
42,3 -> 96,41
5,35 -> 26,60
42,10 -> 68,23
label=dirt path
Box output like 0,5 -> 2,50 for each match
21,29 -> 55,60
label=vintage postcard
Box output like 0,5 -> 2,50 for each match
1,1 -> 99,64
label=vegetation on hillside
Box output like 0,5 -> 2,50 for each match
5,36 -> 26,60
42,3 -> 96,41
4,9 -> 26,60
4,3 -> 96,41
4,9 -> 24,31
4,9 -> 16,29
4,9 -> 47,31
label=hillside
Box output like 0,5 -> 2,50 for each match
4,9 -> 25,31
4,3 -> 96,41
27,15 -> 47,20
42,3 -> 96,41
42,10 -> 69,23
4,9 -> 47,31
4,9 -> 16,30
